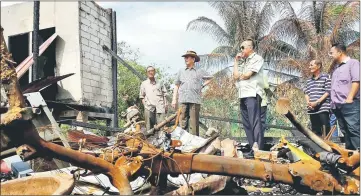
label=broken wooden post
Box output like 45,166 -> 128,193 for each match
275,98 -> 332,152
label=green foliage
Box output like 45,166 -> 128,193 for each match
116,42 -> 171,127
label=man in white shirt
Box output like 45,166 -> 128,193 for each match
233,38 -> 264,158
139,66 -> 168,131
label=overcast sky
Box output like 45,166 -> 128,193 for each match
4,1 -> 357,76
1,1 -> 223,74
99,2 -> 223,74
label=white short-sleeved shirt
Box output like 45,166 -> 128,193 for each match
235,52 -> 264,99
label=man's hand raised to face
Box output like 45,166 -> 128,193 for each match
235,52 -> 245,61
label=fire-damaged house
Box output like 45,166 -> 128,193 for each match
0,1 -> 118,127
1,1 -> 360,195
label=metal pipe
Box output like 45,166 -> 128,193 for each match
191,154 -> 293,183
20,125 -> 134,195
111,11 -> 119,130
32,1 -> 40,82
42,141 -> 132,195
102,45 -> 146,81
140,151 -> 346,193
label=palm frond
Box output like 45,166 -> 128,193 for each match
347,37 -> 360,49
297,1 -> 314,22
347,38 -> 360,59
276,1 -> 297,19
187,16 -> 231,45
259,36 -> 303,61
336,29 -> 360,46
331,1 -> 360,43
195,53 -> 232,70
211,46 -> 234,56
208,2 -> 235,22
268,18 -> 315,52
254,1 -> 275,43
212,66 -> 232,79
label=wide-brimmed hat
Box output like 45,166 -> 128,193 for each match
181,50 -> 200,62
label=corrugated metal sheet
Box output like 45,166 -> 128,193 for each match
22,73 -> 74,94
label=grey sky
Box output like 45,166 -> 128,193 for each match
98,2 -> 223,74
1,1 -> 357,77
1,1 -> 223,74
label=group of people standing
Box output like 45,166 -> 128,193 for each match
139,50 -> 212,136
139,40 -> 360,158
304,43 -> 360,150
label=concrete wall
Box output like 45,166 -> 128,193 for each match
79,1 -> 113,108
1,2 -> 83,104
1,2 -> 114,108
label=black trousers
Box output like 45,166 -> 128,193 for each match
309,111 -> 330,137
240,95 -> 264,150
332,100 -> 360,150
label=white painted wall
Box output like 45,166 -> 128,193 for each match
1,1 -> 114,107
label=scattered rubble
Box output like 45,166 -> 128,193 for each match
0,25 -> 360,195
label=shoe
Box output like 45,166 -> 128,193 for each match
243,150 -> 254,159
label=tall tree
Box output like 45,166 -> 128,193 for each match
186,1 -> 276,69
261,1 -> 360,77
187,1 -> 359,78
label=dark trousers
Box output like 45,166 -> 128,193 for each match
240,95 -> 264,150
309,112 -> 330,137
332,100 -> 360,150
180,103 -> 200,136
261,106 -> 267,133
144,109 -> 165,131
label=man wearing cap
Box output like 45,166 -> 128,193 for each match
139,66 -> 168,131
233,38 -> 265,158
172,51 -> 213,136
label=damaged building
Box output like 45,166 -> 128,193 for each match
1,1 -> 359,195
1,1 -> 118,126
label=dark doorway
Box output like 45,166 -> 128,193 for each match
8,33 -> 29,87
37,27 -> 56,79
36,27 -> 57,101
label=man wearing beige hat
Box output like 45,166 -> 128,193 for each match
171,51 -> 213,136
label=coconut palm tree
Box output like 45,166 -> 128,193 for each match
188,1 -> 359,77
261,1 -> 360,124
187,1 -> 276,70
261,1 -> 360,77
